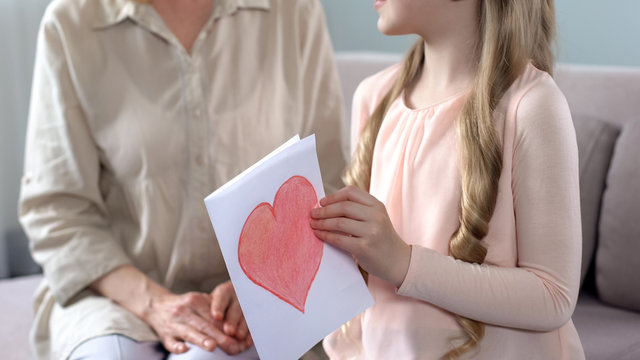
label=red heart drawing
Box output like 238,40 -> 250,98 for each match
238,175 -> 323,313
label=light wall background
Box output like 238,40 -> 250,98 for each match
0,0 -> 51,277
319,0 -> 640,67
1,0 -> 639,277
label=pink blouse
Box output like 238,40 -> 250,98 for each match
324,63 -> 585,359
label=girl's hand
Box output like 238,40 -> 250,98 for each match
310,186 -> 411,287
210,281 -> 252,347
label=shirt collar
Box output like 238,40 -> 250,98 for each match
91,0 -> 270,29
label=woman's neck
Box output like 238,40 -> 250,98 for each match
151,0 -> 214,54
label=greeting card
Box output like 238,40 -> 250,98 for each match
204,134 -> 373,360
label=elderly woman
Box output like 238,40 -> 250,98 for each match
19,0 -> 346,359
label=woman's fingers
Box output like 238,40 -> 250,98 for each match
207,281 -> 249,354
163,336 -> 188,354
150,291 -> 243,354
188,314 -> 222,344
163,322 -> 216,354
223,299 -> 244,337
179,312 -> 244,355
210,282 -> 233,321
210,281 -> 246,338
236,317 -> 250,341
183,293 -> 226,342
145,289 -> 251,355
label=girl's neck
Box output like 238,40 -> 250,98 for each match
405,11 -> 479,109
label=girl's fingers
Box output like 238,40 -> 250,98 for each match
321,186 -> 377,207
313,229 -> 356,253
310,200 -> 369,221
310,217 -> 366,238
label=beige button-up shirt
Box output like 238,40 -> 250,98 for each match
19,0 -> 346,358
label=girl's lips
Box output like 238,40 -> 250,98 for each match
374,0 -> 386,10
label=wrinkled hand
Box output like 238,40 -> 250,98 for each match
310,186 -> 411,287
210,281 -> 252,349
142,291 -> 246,355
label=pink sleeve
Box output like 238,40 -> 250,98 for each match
349,75 -> 381,156
349,80 -> 369,156
397,78 -> 582,332
349,64 -> 401,156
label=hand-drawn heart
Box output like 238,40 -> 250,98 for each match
238,175 -> 323,313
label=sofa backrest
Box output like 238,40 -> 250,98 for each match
334,52 -> 640,312
555,65 -> 640,312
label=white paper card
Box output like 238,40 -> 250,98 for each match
204,134 -> 373,360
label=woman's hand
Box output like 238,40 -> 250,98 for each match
142,290 -> 247,355
310,186 -> 411,287
91,266 -> 250,355
210,281 -> 252,348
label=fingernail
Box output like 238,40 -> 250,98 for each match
204,340 -> 214,349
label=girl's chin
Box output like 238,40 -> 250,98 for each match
377,19 -> 405,36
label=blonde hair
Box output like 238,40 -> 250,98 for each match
344,0 -> 556,358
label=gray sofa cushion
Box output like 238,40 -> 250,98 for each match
596,120 -> 640,312
574,292 -> 640,360
0,274 -> 42,360
572,115 -> 619,285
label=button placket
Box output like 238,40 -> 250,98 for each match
185,57 -> 210,231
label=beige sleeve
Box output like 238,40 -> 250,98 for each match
398,79 -> 582,331
19,13 -> 131,306
296,0 -> 347,195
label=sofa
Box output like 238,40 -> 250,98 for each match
1,54 -> 639,360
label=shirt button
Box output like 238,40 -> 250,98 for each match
195,154 -> 204,166
199,221 -> 210,233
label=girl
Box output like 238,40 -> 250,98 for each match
310,0 -> 584,359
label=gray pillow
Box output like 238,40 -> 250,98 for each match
596,120 -> 640,312
573,115 -> 619,286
